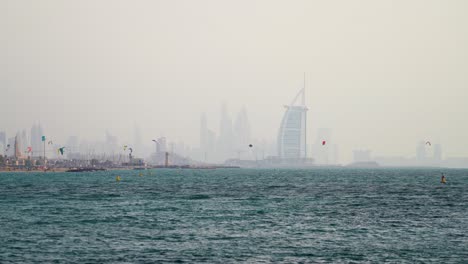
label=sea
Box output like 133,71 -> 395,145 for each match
0,168 -> 467,263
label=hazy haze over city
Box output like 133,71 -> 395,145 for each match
2,0 -> 467,163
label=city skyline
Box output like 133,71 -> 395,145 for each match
2,1 -> 468,163
1,103 -> 463,167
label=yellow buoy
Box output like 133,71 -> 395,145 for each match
116,176 -> 121,182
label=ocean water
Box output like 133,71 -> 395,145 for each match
0,168 -> 467,263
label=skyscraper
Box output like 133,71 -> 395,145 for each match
200,113 -> 208,151
133,124 -> 142,156
0,131 -> 6,149
156,137 -> 167,153
66,136 -> 79,158
277,88 -> 308,161
21,129 -> 29,154
0,131 -> 6,155
206,129 -> 216,154
6,137 -> 15,157
14,132 -> 22,159
311,128 -> 339,165
234,106 -> 251,153
218,103 -> 234,161
200,113 -> 217,162
30,124 -> 44,157
416,141 -> 426,161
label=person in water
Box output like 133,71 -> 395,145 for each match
441,173 -> 446,184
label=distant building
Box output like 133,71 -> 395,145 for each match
416,141 -> 426,161
30,124 -> 44,157
156,137 -> 167,153
311,128 -> 339,165
277,88 -> 308,161
233,106 -> 251,157
353,150 -> 372,163
200,113 -> 208,152
217,103 -> 234,161
206,130 -> 216,154
0,131 -> 5,156
199,113 -> 217,162
6,137 -> 15,157
312,128 -> 333,165
133,125 -> 143,156
0,131 -> 6,151
374,155 -> 412,167
14,133 -> 22,159
66,136 -> 79,156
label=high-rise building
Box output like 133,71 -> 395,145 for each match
416,141 -> 426,161
206,129 -> 216,153
30,124 -> 44,157
277,88 -> 308,161
234,106 -> 251,153
66,136 -> 80,159
6,137 -> 15,157
21,129 -> 29,154
0,131 -> 6,150
200,113 -> 208,151
200,113 -> 217,161
218,103 -> 234,161
156,137 -> 167,153
14,132 -> 22,159
133,124 -> 142,156
105,131 -> 119,154
311,128 -> 339,165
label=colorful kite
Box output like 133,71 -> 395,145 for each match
58,147 -> 65,155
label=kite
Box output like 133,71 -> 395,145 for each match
58,147 -> 65,155
425,141 -> 431,146
27,147 -> 32,153
322,140 -> 326,146
248,144 -> 253,148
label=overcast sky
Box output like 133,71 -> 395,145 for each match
1,0 -> 467,162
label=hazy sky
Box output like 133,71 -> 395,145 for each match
1,0 -> 467,162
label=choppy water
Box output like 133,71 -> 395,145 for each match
0,168 -> 467,263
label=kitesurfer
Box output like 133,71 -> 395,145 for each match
441,174 -> 446,184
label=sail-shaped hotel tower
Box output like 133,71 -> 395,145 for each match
277,88 -> 308,162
